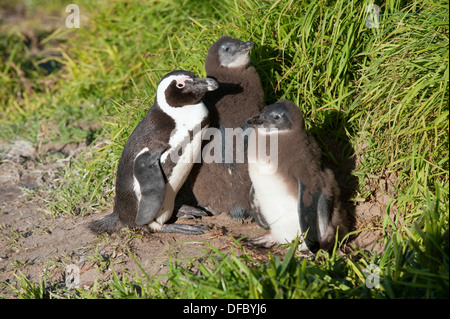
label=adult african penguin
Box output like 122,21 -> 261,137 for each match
246,100 -> 349,254
187,36 -> 265,220
89,70 -> 218,235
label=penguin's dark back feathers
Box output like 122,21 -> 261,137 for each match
116,104 -> 173,181
112,103 -> 173,227
89,211 -> 121,235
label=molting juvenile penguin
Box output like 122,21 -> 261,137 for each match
90,70 -> 218,235
246,100 -> 349,254
188,36 -> 265,220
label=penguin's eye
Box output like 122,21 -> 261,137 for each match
273,114 -> 281,120
176,82 -> 185,89
225,47 -> 230,52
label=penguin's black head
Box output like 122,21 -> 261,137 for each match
158,70 -> 218,107
206,36 -> 254,71
247,100 -> 298,133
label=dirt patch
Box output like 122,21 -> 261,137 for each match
0,140 -> 271,297
0,139 -> 387,298
351,171 -> 399,254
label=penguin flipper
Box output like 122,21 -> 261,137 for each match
317,188 -> 332,239
133,148 -> 166,226
247,234 -> 277,248
250,185 -> 269,229
298,179 -> 322,253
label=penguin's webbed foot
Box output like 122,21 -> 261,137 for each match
247,234 -> 277,248
161,223 -> 210,235
175,204 -> 209,220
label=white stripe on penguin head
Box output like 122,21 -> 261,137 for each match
156,74 -> 209,165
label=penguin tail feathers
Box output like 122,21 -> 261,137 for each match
229,205 -> 253,221
89,212 -> 122,235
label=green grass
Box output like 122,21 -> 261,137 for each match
1,0 -> 448,298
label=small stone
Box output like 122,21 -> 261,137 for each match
4,140 -> 36,162
0,162 -> 21,185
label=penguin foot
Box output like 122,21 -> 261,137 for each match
229,205 -> 252,221
247,234 -> 277,248
161,223 -> 210,235
175,205 -> 209,219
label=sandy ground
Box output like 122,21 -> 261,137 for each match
0,139 -> 391,297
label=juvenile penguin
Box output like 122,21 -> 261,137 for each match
246,100 -> 349,254
90,70 -> 218,235
187,36 -> 265,220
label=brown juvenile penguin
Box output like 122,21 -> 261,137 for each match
246,100 -> 349,254
89,70 -> 218,235
187,36 -> 265,219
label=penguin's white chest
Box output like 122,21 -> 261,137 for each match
162,123 -> 206,190
248,163 -> 301,244
154,102 -> 208,227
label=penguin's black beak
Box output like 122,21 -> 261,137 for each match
237,41 -> 254,53
185,78 -> 219,93
247,114 -> 265,126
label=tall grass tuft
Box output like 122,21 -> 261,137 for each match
354,0 -> 449,207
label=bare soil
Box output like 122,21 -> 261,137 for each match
0,139 -> 390,298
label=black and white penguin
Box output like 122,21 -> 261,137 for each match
187,36 -> 265,220
90,70 -> 218,235
246,100 -> 349,254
